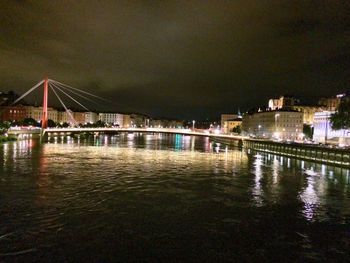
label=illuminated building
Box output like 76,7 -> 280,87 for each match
0,105 -> 27,121
221,114 -> 238,131
223,117 -> 242,134
130,114 -> 147,127
268,95 -> 298,110
268,98 -> 282,110
24,106 -> 58,123
313,111 -> 350,145
123,114 -> 131,127
99,113 -> 124,127
268,95 -> 328,125
84,112 -> 98,124
242,110 -> 303,140
318,94 -> 345,111
73,112 -> 85,125
57,110 -> 74,125
149,119 -> 183,128
291,105 -> 325,125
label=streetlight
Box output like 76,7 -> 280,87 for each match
192,120 -> 195,130
274,114 -> 280,132
274,113 -> 280,139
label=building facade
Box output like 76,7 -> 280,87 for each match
268,95 -> 298,110
99,113 -> 124,126
318,94 -> 345,111
242,110 -> 303,140
148,119 -> 183,128
221,114 -> 238,131
130,114 -> 146,127
268,98 -> 282,110
123,114 -> 131,127
313,111 -> 350,145
57,110 -> 75,125
291,105 -> 325,125
25,106 -> 58,123
84,112 -> 98,124
223,117 -> 242,134
73,112 -> 85,125
0,105 -> 27,121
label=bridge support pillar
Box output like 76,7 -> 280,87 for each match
41,77 -> 48,129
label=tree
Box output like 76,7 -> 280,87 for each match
11,120 -> 21,127
94,120 -> 107,127
39,119 -> 57,128
47,119 -> 56,128
0,121 -> 11,134
303,124 -> 313,139
231,125 -> 241,134
330,96 -> 350,130
22,118 -> 38,127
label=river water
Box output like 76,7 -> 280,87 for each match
0,133 -> 349,262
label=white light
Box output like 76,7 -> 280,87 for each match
214,129 -> 220,134
273,132 -> 280,138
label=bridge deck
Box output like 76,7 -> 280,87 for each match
43,127 -> 246,140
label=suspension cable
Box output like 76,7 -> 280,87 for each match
49,83 -> 78,126
51,81 -> 99,105
49,79 -> 109,102
50,82 -> 90,111
11,79 -> 45,105
50,79 -> 138,112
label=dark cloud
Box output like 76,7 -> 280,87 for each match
0,0 -> 349,119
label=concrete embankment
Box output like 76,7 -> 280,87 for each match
246,139 -> 350,168
211,137 -> 350,168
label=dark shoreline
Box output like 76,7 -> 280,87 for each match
0,135 -> 17,143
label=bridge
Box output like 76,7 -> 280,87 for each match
8,77 -> 107,130
43,126 -> 246,140
7,77 -> 246,143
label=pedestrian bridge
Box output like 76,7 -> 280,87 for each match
43,127 -> 246,141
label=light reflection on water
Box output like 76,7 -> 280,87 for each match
0,134 -> 349,262
253,154 -> 264,207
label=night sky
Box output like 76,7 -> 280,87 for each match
0,1 -> 349,119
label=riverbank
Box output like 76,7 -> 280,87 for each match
0,135 -> 17,143
244,139 -> 350,168
210,136 -> 350,168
